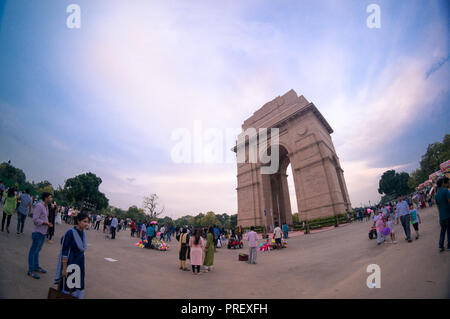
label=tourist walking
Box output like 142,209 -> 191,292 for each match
246,226 -> 258,264
189,228 -> 204,275
2,188 -> 18,233
395,196 -> 412,242
16,188 -> 32,234
435,177 -> 450,252
203,227 -> 215,272
386,215 -> 396,244
94,215 -> 101,230
374,209 -> 385,245
130,221 -> 136,237
54,212 -> 89,298
27,192 -> 53,279
409,203 -> 421,240
178,228 -> 190,271
110,216 -> 118,239
47,202 -> 57,243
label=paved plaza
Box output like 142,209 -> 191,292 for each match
0,206 -> 448,299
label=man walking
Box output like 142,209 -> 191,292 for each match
110,216 -> 118,239
94,214 -> 101,230
27,192 -> 53,279
435,177 -> 450,252
17,188 -> 32,234
246,226 -> 259,264
396,196 -> 412,242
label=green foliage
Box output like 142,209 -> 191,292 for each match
200,211 -> 220,227
407,134 -> 450,189
125,205 -> 146,221
292,213 -> 299,224
292,213 -> 349,231
378,170 -> 411,197
0,162 -> 26,186
35,180 -> 54,195
63,172 -> 109,210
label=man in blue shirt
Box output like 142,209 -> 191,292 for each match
17,189 -> 32,234
395,196 -> 412,242
435,177 -> 450,251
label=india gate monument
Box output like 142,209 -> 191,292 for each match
233,89 -> 351,229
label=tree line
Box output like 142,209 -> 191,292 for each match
0,161 -> 238,228
377,134 -> 449,203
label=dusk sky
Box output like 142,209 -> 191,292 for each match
0,0 -> 449,217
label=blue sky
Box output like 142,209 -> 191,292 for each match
0,0 -> 449,216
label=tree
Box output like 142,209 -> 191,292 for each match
64,172 -> 109,211
0,162 -> 26,186
230,214 -> 238,228
142,194 -> 165,219
35,180 -> 54,195
126,205 -> 147,222
408,134 -> 450,189
378,170 -> 411,198
54,185 -> 69,206
200,211 -> 219,227
292,213 -> 299,224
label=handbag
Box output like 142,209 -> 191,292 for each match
48,277 -> 77,299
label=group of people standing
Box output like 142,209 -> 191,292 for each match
176,227 -> 215,274
25,191 -> 89,299
0,186 -> 61,244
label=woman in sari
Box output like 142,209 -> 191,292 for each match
54,212 -> 89,298
178,228 -> 190,271
203,227 -> 215,272
189,228 -> 204,275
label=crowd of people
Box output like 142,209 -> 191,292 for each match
1,174 -> 448,299
362,176 -> 450,252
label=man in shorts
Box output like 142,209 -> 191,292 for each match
409,203 -> 421,240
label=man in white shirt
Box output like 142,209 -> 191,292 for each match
273,223 -> 282,248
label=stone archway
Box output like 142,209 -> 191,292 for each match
232,89 -> 351,229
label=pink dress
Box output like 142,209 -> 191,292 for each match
375,214 -> 385,234
189,237 -> 204,266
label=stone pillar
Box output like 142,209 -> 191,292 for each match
280,173 -> 293,226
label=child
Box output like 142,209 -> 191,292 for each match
409,203 -> 421,240
387,215 -> 396,244
373,209 -> 385,245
